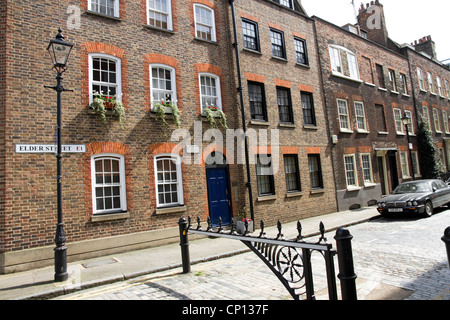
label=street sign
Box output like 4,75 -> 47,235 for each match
15,144 -> 86,154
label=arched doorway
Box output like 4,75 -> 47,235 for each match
205,152 -> 232,226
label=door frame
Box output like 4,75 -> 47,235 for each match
205,152 -> 233,226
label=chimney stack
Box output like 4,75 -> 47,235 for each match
357,1 -> 389,48
412,35 -> 437,60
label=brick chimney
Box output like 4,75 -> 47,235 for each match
411,36 -> 437,60
357,1 -> 389,48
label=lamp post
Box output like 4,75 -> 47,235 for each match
45,28 -> 73,282
401,112 -> 415,181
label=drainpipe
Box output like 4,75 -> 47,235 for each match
229,0 -> 255,225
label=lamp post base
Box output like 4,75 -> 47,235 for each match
54,245 -> 68,282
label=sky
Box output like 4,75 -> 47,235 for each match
301,0 -> 450,62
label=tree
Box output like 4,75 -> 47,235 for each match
417,121 -> 442,179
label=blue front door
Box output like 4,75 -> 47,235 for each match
206,167 -> 231,226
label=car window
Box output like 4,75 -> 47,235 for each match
393,182 -> 431,194
436,180 -> 447,189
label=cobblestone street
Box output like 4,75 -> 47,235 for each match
51,209 -> 450,301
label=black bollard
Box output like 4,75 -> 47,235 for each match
334,227 -> 357,300
442,227 -> 450,268
178,217 -> 191,274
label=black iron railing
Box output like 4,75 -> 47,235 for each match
178,217 -> 357,300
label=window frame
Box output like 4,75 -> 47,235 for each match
256,154 -> 275,196
443,110 -> 449,133
427,72 -> 435,93
337,99 -> 351,132
193,3 -> 216,42
433,108 -> 441,133
344,154 -> 358,188
199,72 -> 222,112
422,106 -> 430,128
150,64 -> 177,108
241,18 -> 260,52
301,91 -> 316,126
400,73 -> 408,95
361,153 -> 374,185
146,0 -> 173,31
329,45 -> 360,81
404,110 -> 414,134
294,37 -> 308,66
308,154 -> 323,190
88,0 -> 120,18
277,87 -> 293,123
270,28 -> 286,60
412,151 -> 421,177
417,68 -> 425,91
248,81 -> 267,121
273,0 -> 294,9
89,53 -> 122,104
437,77 -> 444,97
399,151 -> 410,179
283,154 -> 301,193
154,154 -> 184,208
354,101 -> 367,132
388,69 -> 398,92
393,108 -> 404,134
91,153 -> 127,215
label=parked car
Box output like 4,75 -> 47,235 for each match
377,179 -> 450,217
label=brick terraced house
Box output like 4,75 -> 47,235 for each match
313,4 -> 417,211
0,0 -> 338,273
1,0 -> 449,274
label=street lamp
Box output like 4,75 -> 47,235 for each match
45,28 -> 73,282
401,112 -> 415,181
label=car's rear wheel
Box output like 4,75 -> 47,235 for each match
423,201 -> 433,217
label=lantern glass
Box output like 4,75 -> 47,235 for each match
47,29 -> 73,72
401,113 -> 410,125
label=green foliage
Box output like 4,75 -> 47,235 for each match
417,121 -> 441,178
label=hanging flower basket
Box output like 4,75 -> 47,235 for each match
151,99 -> 181,133
89,92 -> 125,128
202,106 -> 228,129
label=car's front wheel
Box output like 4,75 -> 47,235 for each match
423,201 -> 433,217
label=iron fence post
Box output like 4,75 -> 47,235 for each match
334,228 -> 357,300
178,218 -> 191,274
442,227 -> 450,268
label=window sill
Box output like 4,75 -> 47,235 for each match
378,131 -> 389,135
271,56 -> 288,63
143,25 -> 174,34
85,10 -> 121,21
310,188 -> 324,195
279,122 -> 295,128
250,120 -> 270,126
378,87 -> 387,92
257,194 -> 277,202
390,90 -> 399,95
365,82 -> 376,87
303,124 -> 318,130
331,72 -> 363,83
243,48 -> 262,55
194,37 -> 218,45
295,62 -> 310,69
346,186 -> 361,192
356,129 -> 369,134
402,93 -> 411,98
340,129 -> 353,134
91,212 -> 130,222
286,191 -> 303,198
155,205 -> 186,215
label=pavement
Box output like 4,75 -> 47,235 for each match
0,207 -> 381,300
